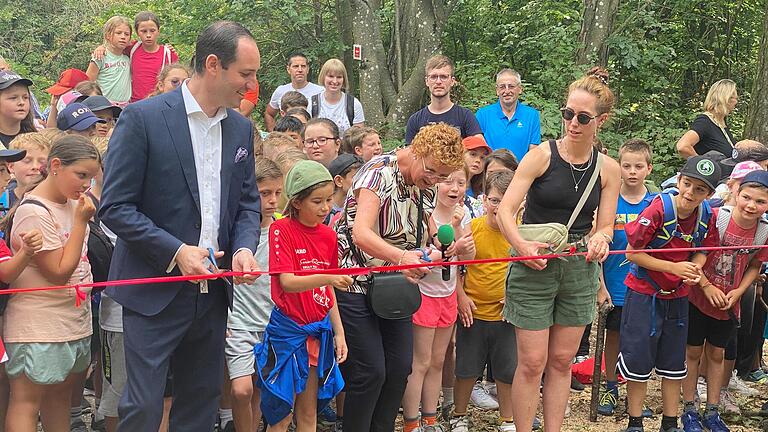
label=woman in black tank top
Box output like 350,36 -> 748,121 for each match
495,68 -> 621,432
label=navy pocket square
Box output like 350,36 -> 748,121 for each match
235,147 -> 249,163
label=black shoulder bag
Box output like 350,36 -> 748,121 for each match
345,192 -> 424,320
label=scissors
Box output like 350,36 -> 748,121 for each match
203,248 -> 233,293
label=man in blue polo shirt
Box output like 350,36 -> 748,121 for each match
475,69 -> 541,162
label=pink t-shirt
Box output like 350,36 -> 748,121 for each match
130,43 -> 179,102
689,208 -> 768,320
4,196 -> 92,343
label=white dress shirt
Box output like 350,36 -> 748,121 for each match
166,82 -> 227,277
181,82 -> 226,253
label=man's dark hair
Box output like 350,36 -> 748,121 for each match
287,52 -> 308,66
193,21 -> 254,74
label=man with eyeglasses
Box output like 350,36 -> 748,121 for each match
475,69 -> 541,162
404,55 -> 482,144
264,52 -> 323,131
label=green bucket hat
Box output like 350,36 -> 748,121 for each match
285,160 -> 333,199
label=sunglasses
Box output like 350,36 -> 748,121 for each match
560,107 -> 597,125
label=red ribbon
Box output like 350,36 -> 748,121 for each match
2,243 -> 765,307
74,285 -> 87,307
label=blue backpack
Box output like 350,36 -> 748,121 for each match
630,192 -> 712,292
631,192 -> 713,336
646,192 -> 713,250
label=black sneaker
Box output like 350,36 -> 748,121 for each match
570,375 -> 585,392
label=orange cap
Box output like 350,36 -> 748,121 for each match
462,135 -> 491,153
46,69 -> 89,96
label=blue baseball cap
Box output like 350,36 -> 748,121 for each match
83,95 -> 122,118
56,103 -> 105,132
740,169 -> 768,189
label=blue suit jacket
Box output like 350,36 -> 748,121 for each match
99,88 -> 261,316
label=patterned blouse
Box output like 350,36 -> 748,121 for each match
336,153 -> 436,294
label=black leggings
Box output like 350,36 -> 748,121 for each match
577,323 -> 592,358
337,290 -> 414,432
736,287 -> 767,376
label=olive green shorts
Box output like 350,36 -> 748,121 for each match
6,337 -> 91,385
503,255 -> 599,330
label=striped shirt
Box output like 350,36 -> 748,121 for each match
336,153 -> 436,294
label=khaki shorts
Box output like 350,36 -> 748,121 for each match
6,337 -> 91,385
503,255 -> 599,330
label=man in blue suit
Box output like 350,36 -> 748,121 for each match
99,21 -> 262,431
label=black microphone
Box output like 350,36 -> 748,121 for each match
437,225 -> 455,281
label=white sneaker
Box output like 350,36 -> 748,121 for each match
564,400 -> 571,418
720,388 -> 741,415
470,382 -> 499,410
729,372 -> 760,396
498,421 -> 517,432
449,416 -> 470,432
485,381 -> 498,398
423,425 -> 445,432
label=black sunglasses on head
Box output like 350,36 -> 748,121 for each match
560,107 -> 597,125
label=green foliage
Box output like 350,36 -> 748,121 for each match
1,0 -> 763,183
443,0 -> 763,183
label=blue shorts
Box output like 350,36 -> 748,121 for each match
617,289 -> 688,382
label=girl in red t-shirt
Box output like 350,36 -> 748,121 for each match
267,160 -> 350,431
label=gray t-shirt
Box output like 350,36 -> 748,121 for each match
227,229 -> 273,331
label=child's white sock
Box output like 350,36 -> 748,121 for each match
219,408 -> 233,428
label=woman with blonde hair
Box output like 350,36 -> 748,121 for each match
676,79 -> 738,158
311,59 -> 364,136
496,67 -> 621,432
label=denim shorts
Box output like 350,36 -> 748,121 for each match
617,290 -> 688,382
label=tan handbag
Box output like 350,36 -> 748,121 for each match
513,152 -> 603,255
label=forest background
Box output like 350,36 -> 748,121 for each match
2,0 -> 768,182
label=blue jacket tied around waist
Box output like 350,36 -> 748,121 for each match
254,308 -> 344,425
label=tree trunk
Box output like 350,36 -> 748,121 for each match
348,0 -> 390,126
336,0 -> 358,94
348,0 -> 447,138
313,0 -> 324,41
745,1 -> 768,143
576,0 -> 620,67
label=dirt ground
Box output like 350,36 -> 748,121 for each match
76,374 -> 768,432
316,323 -> 768,432
73,340 -> 768,432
